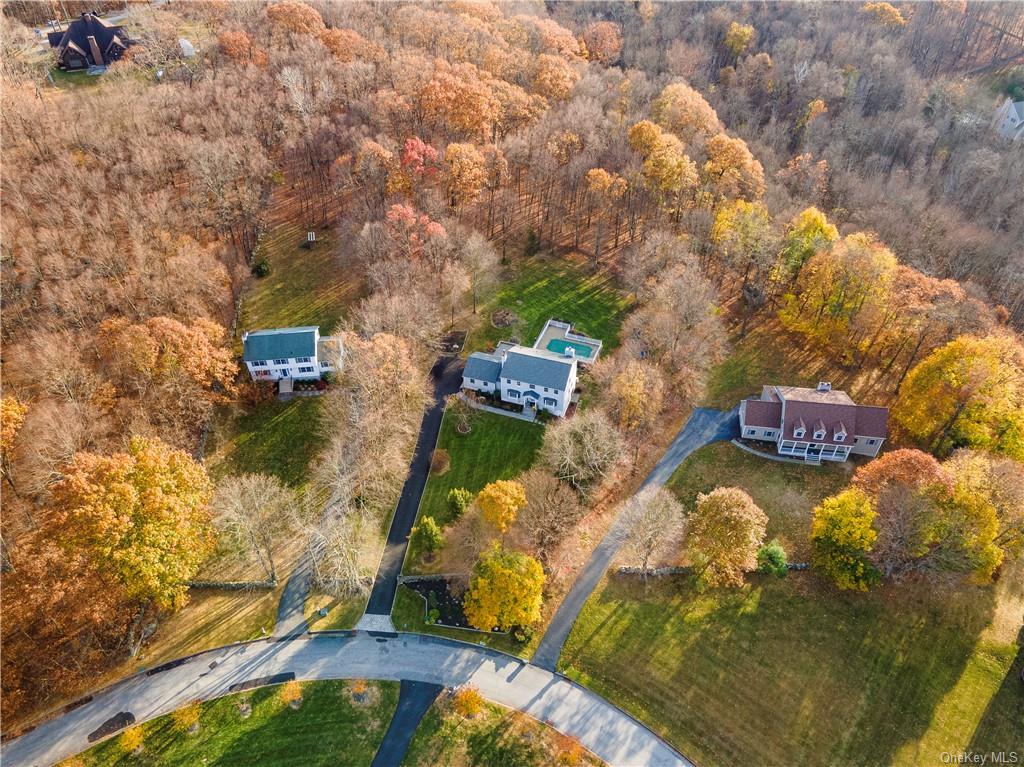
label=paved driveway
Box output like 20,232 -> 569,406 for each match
2,634 -> 690,767
533,406 -> 739,671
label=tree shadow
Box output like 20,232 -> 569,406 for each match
967,623 -> 1024,757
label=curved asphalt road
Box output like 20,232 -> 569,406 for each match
1,633 -> 690,767
533,406 -> 739,671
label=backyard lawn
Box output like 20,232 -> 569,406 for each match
239,220 -> 363,334
559,443 -> 1024,767
206,396 -> 328,488
666,442 -> 852,561
406,410 -> 545,569
469,256 -> 632,352
78,680 -> 398,766
403,693 -> 604,767
704,318 -> 900,410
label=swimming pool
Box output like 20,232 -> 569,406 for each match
546,338 -> 596,359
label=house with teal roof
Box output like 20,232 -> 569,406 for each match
242,326 -> 343,382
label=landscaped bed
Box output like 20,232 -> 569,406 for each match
405,578 -> 475,630
77,680 -> 399,766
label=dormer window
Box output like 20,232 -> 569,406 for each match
834,430 -> 847,442
793,427 -> 805,439
813,429 -> 826,441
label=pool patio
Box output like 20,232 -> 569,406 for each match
533,318 -> 602,363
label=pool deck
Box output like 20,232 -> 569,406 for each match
533,318 -> 602,363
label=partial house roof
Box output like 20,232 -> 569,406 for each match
501,347 -> 574,391
243,327 -> 318,362
48,13 -> 129,65
854,406 -> 889,439
774,385 -> 856,406
743,399 -> 781,428
464,352 -> 502,384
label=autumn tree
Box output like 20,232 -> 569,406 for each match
463,544 -> 545,631
607,360 -> 666,467
724,22 -> 756,59
531,54 -> 579,101
477,479 -> 527,534
580,21 -> 623,66
688,487 -> 768,588
50,436 -> 214,612
412,516 -> 445,555
710,199 -> 777,331
862,2 -> 906,28
584,168 -> 627,263
621,266 -> 727,398
651,82 -> 721,142
702,133 -> 766,202
459,231 -> 500,314
444,143 -> 488,209
211,474 -> 298,583
894,334 -> 1024,459
944,450 -> 1024,559
266,1 -> 324,36
775,207 -> 839,288
617,487 -> 686,581
517,469 -> 585,566
1,395 -> 27,487
810,488 -> 880,591
540,409 -> 623,492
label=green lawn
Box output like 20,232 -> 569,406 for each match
560,576 -> 1020,767
469,257 -> 632,352
403,694 -> 604,767
559,443 -> 1023,767
666,442 -> 852,561
407,410 -> 545,569
206,397 -> 328,488
80,680 -> 398,766
305,591 -> 367,631
240,221 -> 363,334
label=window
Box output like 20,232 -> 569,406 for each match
297,357 -> 311,363
516,380 -> 521,386
299,366 -> 315,373
544,387 -> 549,392
835,431 -> 846,442
765,431 -> 775,438
794,428 -> 805,439
814,429 -> 826,440
868,439 -> 877,445
273,359 -> 288,366
746,428 -> 756,437
252,360 -> 266,367
530,384 -> 536,389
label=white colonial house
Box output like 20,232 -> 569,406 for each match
739,382 -> 888,464
242,326 -> 343,382
992,97 -> 1024,141
461,319 -> 602,417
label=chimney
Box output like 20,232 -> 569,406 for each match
817,381 -> 832,393
87,34 -> 104,65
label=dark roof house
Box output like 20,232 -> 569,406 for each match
48,12 -> 131,71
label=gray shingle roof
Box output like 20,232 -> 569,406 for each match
501,349 -> 573,391
464,353 -> 502,384
243,327 -> 317,362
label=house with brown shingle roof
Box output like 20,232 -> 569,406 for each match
739,382 -> 888,464
47,12 -> 131,71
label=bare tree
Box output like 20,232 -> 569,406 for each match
518,469 -> 585,567
540,408 -> 625,492
616,487 -> 687,582
211,474 -> 298,584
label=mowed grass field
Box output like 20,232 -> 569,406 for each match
403,695 -> 605,767
559,443 -> 1024,766
79,680 -> 398,766
469,256 -> 632,352
406,410 -> 545,569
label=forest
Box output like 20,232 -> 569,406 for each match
1,0 -> 1023,738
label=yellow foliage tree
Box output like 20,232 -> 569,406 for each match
810,488 -> 880,591
862,2 -> 906,28
477,479 -> 527,533
463,544 -> 544,631
444,142 -> 488,208
50,436 -> 215,611
451,686 -> 485,718
724,22 -> 756,58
